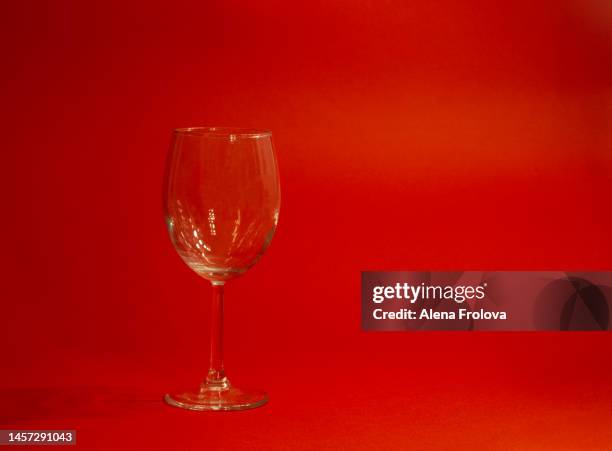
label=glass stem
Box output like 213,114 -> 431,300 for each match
205,282 -> 229,390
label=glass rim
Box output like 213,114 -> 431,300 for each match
173,127 -> 272,139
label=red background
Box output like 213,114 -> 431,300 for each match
2,1 -> 612,449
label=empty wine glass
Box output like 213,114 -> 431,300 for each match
163,127 -> 280,411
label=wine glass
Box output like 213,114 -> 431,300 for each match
162,127 -> 280,411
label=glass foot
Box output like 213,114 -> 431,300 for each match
164,386 -> 268,411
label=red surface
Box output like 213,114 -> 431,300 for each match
2,1 -> 612,449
